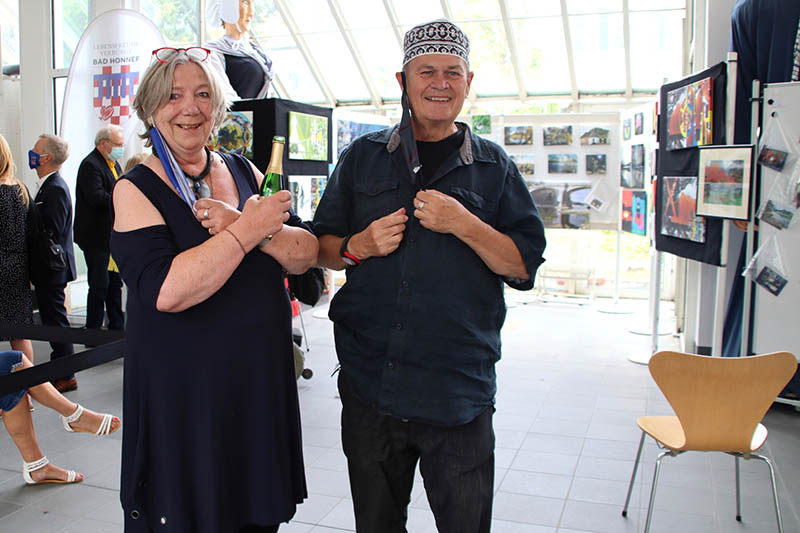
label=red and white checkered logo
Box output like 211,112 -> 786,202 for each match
92,65 -> 139,125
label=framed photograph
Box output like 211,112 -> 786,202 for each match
581,127 -> 610,145
759,199 -> 795,230
548,153 -> 578,174
472,115 -> 492,135
696,145 -> 754,220
504,126 -> 533,145
586,154 -> 607,174
623,119 -> 632,140
630,144 -> 645,189
634,112 -> 644,135
543,126 -> 573,146
661,176 -> 706,243
666,76 -> 713,150
288,111 -> 329,161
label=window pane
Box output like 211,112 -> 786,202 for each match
0,0 -> 19,68
515,17 -> 571,95
460,21 -> 517,97
337,0 -> 390,30
629,0 -> 685,10
52,0 -> 89,69
507,0 -> 561,18
393,0 -> 444,26
351,29 -> 403,100
571,13 -> 625,93
54,76 -> 67,132
567,0 -> 621,14
290,0 -> 337,33
630,10 -> 684,90
140,0 -> 199,47
264,40 -> 327,104
450,0 -> 502,21
304,31 -> 369,102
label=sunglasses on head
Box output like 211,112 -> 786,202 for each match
152,47 -> 211,63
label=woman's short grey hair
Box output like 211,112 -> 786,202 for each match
133,52 -> 230,148
38,134 -> 70,166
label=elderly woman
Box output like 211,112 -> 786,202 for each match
111,47 -> 315,532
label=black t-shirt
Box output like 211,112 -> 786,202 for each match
416,127 -> 465,188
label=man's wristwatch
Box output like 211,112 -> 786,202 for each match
339,234 -> 361,266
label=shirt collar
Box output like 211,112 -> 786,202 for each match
35,171 -> 56,192
386,122 -> 481,165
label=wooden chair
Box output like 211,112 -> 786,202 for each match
621,350 -> 797,533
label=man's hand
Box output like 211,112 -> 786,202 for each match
413,189 -> 473,236
349,208 -> 407,260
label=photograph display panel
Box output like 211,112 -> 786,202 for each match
655,61 -> 727,266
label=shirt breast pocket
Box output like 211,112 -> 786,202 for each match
449,185 -> 496,222
352,177 -> 401,229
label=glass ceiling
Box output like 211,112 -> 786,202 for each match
247,0 -> 686,110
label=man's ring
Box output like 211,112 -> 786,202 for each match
203,209 -> 209,220
418,201 -> 424,210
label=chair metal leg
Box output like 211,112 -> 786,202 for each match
749,453 -> 784,533
643,451 -> 670,533
622,431 -> 646,518
735,455 -> 742,521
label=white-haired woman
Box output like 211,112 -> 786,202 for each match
112,47 -> 315,532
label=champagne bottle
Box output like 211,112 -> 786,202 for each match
261,135 -> 285,197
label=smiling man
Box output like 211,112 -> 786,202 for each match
313,19 -> 546,532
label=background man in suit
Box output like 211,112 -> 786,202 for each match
29,134 -> 78,393
74,126 -> 124,341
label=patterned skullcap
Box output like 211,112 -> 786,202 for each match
402,19 -> 470,69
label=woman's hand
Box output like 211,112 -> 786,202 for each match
193,198 -> 240,235
233,191 -> 292,248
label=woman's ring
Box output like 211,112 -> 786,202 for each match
203,209 -> 209,220
418,201 -> 424,210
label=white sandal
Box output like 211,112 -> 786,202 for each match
23,456 -> 81,485
61,404 -> 119,436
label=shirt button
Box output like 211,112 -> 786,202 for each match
401,280 -> 409,288
409,236 -> 417,243
130,510 -> 140,520
387,361 -> 394,368
395,322 -> 403,330
160,516 -> 167,525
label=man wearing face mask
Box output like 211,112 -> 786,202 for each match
74,126 -> 125,349
29,134 -> 78,393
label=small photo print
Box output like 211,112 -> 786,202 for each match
634,112 -> 644,135
623,119 -> 632,140
759,199 -> 795,230
543,126 -> 573,146
586,154 -> 607,175
472,115 -> 491,135
755,265 -> 788,296
510,155 -> 535,177
504,126 -> 533,145
548,153 -> 578,174
590,197 -> 605,210
757,147 -> 789,172
581,127 -> 610,145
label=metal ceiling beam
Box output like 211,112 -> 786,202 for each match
622,0 -> 632,98
327,0 -> 382,110
273,0 -> 336,107
440,0 -> 453,21
498,0 -> 527,102
382,0 -> 405,50
559,0 -> 579,103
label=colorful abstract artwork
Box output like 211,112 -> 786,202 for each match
661,176 -> 706,242
665,76 -> 713,151
289,112 -> 329,161
621,189 -> 647,236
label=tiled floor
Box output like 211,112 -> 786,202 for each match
1,294 -> 798,532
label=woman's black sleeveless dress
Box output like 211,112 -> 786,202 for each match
111,154 -> 306,532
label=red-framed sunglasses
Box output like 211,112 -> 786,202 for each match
152,47 -> 211,63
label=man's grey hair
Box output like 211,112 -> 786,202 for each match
133,52 -> 229,148
95,125 -> 123,146
38,134 -> 70,167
